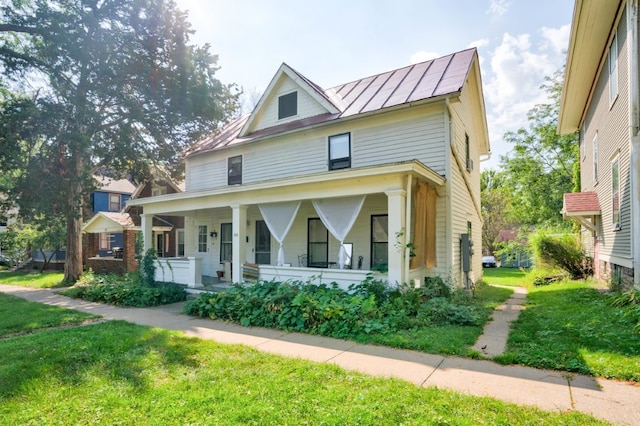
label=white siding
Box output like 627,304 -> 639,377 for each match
253,77 -> 329,132
582,9 -> 632,262
185,105 -> 448,192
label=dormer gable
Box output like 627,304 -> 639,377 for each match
239,63 -> 341,137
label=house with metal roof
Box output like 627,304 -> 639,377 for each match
559,0 -> 639,288
128,47 -> 490,289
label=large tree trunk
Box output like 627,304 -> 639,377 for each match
63,153 -> 84,282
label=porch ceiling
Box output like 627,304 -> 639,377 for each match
128,160 -> 445,216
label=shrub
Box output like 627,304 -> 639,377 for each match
185,275 -> 485,340
60,270 -> 186,307
529,230 -> 592,279
609,290 -> 640,334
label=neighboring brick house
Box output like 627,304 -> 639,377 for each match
83,175 -> 184,274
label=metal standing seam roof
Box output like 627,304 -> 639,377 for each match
186,48 -> 477,157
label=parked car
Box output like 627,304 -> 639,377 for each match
482,255 -> 497,268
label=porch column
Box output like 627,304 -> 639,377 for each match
386,189 -> 406,285
140,214 -> 153,253
231,204 -> 247,283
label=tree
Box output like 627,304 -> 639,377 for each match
0,0 -> 240,281
480,169 -> 513,255
499,69 -> 579,229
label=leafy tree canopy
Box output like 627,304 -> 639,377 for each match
0,0 -> 240,280
498,69 -> 578,229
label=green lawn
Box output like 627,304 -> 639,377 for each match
482,267 -> 528,287
495,280 -> 640,381
0,270 -> 66,288
0,314 -> 606,425
0,293 -> 100,336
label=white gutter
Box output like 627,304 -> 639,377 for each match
444,99 -> 454,277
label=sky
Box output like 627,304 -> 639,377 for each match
174,0 -> 575,170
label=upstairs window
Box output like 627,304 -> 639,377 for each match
329,133 -> 351,170
109,194 -> 121,211
228,155 -> 242,185
612,157 -> 621,230
278,91 -> 297,119
593,134 -> 599,184
609,32 -> 618,103
465,133 -> 473,172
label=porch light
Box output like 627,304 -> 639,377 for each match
210,231 -> 218,238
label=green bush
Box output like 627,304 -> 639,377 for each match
529,230 -> 592,279
59,270 -> 186,307
609,290 -> 640,334
185,275 -> 483,340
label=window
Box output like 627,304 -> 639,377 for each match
228,155 -> 242,185
371,215 -> 388,270
329,133 -> 351,170
220,223 -> 232,262
278,91 -> 297,119
255,220 -> 271,264
612,157 -> 621,230
593,134 -> 599,183
99,232 -> 110,250
151,185 -> 167,197
465,133 -> 473,172
177,229 -> 185,256
198,225 -> 207,253
609,32 -> 618,103
307,218 -> 328,267
109,193 -> 121,211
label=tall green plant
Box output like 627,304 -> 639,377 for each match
529,230 -> 591,279
139,248 -> 157,286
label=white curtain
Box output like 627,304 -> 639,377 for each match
312,195 -> 366,269
258,201 -> 301,266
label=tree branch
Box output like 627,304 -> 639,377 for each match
0,23 -> 43,35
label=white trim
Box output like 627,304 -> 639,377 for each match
599,253 -> 634,269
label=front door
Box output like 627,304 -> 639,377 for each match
156,233 -> 164,257
255,220 -> 271,264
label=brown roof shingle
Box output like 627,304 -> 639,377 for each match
562,192 -> 601,215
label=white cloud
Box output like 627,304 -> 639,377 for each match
487,0 -> 510,17
468,38 -> 490,49
410,51 -> 440,63
481,29 -> 567,169
540,25 -> 571,55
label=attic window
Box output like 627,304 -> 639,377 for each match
151,185 -> 166,197
278,91 -> 297,119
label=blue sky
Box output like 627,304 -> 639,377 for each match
175,0 -> 575,170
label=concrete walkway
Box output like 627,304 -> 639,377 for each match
1,284 -> 639,426
472,286 -> 528,357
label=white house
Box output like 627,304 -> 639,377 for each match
559,0 -> 640,288
128,47 -> 490,289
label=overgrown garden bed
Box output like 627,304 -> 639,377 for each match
185,276 -> 512,356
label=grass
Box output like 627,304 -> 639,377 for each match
482,267 -> 528,287
0,317 -> 607,425
0,270 -> 66,288
495,279 -> 640,381
0,293 -> 100,336
358,283 -> 514,356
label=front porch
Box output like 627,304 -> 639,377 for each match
130,161 -> 445,289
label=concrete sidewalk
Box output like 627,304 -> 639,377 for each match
1,284 -> 639,426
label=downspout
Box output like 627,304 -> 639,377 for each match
444,98 -> 454,282
630,0 -> 640,287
